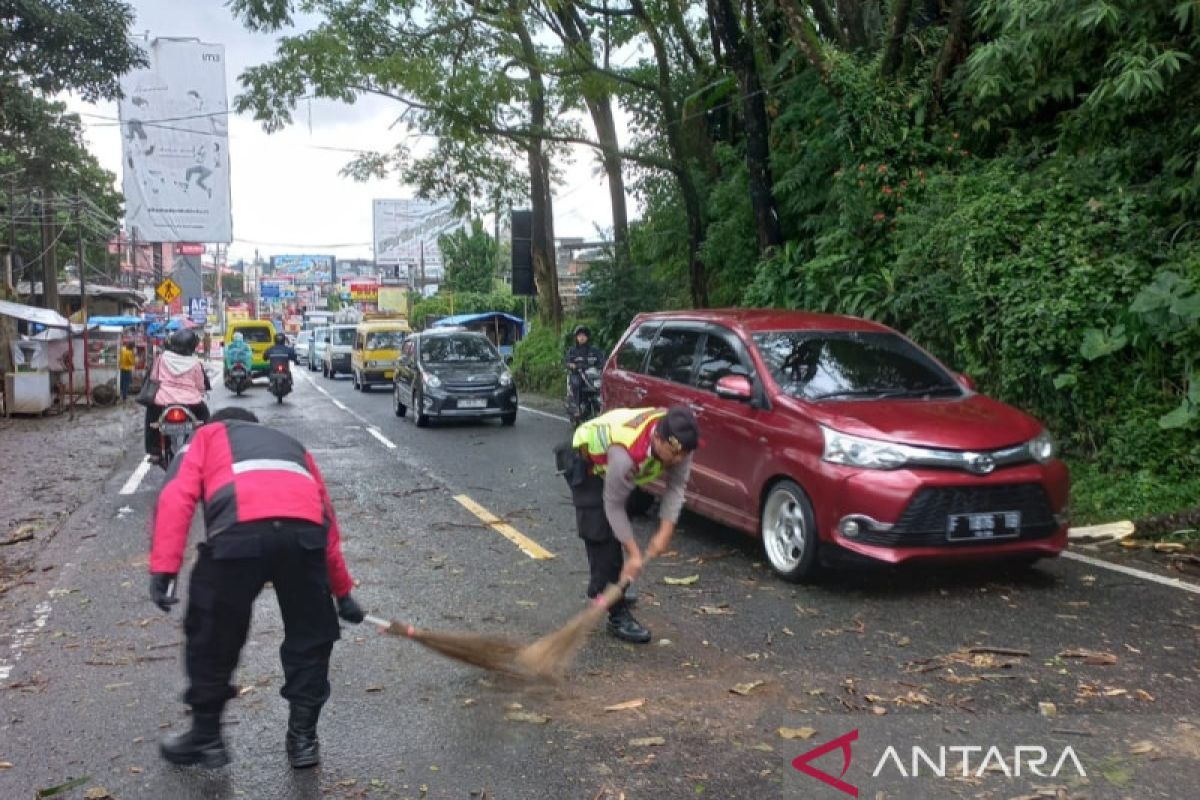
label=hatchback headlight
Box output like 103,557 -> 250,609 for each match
499,371 -> 513,387
821,427 -> 912,470
423,371 -> 441,388
1027,430 -> 1055,463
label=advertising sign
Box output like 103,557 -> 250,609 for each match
372,198 -> 465,279
378,287 -> 407,313
118,38 -> 233,242
349,281 -> 379,302
188,297 -> 209,325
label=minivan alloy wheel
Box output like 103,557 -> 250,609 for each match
761,480 -> 819,581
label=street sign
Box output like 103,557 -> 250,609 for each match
156,277 -> 182,304
188,298 -> 209,325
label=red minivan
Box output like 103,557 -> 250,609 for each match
602,310 -> 1069,580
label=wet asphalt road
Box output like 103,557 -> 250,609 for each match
0,364 -> 1198,799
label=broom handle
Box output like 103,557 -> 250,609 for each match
589,552 -> 655,611
364,614 -> 391,628
364,614 -> 420,638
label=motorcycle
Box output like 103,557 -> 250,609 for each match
567,357 -> 603,427
268,355 -> 293,404
225,360 -> 251,396
154,405 -> 199,470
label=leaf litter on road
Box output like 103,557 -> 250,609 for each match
730,680 -> 765,696
663,575 -> 699,586
778,726 -> 816,740
604,698 -> 646,712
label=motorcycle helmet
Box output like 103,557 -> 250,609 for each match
166,328 -> 199,356
274,333 -> 286,345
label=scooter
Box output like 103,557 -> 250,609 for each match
225,361 -> 251,396
268,355 -> 293,404
567,357 -> 603,427
154,405 -> 199,470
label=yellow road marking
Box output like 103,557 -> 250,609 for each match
453,494 -> 555,561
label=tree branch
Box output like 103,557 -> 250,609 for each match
780,0 -> 830,84
808,0 -> 847,48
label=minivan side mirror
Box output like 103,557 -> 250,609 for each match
715,373 -> 753,402
956,372 -> 976,391
504,354 -> 514,366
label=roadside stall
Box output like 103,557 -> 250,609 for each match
0,300 -> 74,416
79,316 -> 147,404
430,312 -> 525,357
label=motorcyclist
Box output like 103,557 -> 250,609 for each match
224,332 -> 252,376
564,325 -> 605,416
145,328 -> 211,462
264,333 -> 297,364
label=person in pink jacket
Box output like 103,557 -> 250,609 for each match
145,328 -> 211,461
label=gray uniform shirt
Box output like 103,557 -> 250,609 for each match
602,446 -> 693,544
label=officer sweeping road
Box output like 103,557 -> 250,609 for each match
147,407 -> 364,770
559,406 -> 700,643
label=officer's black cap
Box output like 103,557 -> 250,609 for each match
657,406 -> 701,452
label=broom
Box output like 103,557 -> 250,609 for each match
512,579 -> 631,679
363,615 -> 528,676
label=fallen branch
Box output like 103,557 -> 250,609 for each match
967,646 -> 1030,658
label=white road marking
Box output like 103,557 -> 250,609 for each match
118,457 -> 153,495
332,399 -> 349,411
367,427 -> 397,449
1062,550 -> 1200,595
0,600 -> 52,683
520,404 -> 569,422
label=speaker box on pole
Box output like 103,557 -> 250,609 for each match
511,209 -> 534,297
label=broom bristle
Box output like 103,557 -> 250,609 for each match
382,622 -> 526,675
514,582 -> 626,679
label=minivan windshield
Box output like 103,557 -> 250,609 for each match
331,327 -> 356,346
366,330 -> 405,350
752,331 -> 961,401
420,334 -> 498,364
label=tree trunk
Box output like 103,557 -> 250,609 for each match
709,0 -> 783,253
512,7 -> 563,329
781,0 -> 831,83
555,5 -> 633,273
881,0 -> 914,78
931,0 -> 971,113
630,0 -> 709,307
835,0 -> 869,50
41,192 -> 59,312
808,0 -> 846,46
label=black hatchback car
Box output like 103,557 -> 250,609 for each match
392,329 -> 518,427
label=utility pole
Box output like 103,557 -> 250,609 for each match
41,190 -> 60,311
418,238 -> 426,298
215,243 -> 224,332
130,226 -> 140,291
75,199 -> 87,322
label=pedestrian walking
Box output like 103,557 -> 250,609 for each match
556,406 -> 700,643
118,340 -> 135,402
147,407 -> 365,769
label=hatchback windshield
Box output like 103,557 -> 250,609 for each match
753,331 -> 961,401
367,331 -> 405,350
421,335 -> 497,364
331,328 -> 356,346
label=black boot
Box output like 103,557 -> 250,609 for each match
160,711 -> 229,768
607,606 -> 651,644
624,585 -> 638,608
286,703 -> 322,769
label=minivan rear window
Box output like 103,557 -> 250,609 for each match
331,328 -> 356,346
239,326 -> 273,343
616,322 -> 659,373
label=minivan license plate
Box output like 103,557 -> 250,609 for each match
458,398 -> 487,409
947,511 -> 1021,541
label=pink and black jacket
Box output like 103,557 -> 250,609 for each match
148,420 -> 353,597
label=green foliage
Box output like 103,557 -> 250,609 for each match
1069,459 -> 1200,526
511,318 -> 579,396
440,220 -> 500,294
579,250 -> 663,351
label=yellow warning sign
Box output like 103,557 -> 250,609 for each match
156,277 -> 182,304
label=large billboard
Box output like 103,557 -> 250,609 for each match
372,198 -> 465,281
118,38 -> 232,243
270,254 -> 334,285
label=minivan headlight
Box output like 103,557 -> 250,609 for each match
499,371 -> 513,387
1027,430 -> 1055,463
821,427 -> 911,470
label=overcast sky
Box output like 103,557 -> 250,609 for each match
66,0 -> 618,264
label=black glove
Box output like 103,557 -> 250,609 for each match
150,572 -> 178,612
336,593 -> 364,624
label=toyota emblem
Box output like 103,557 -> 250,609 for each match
967,453 -> 996,475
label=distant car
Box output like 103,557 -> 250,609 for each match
322,324 -> 357,379
602,309 -> 1069,581
294,330 -> 312,362
392,330 -> 517,427
308,327 -> 328,372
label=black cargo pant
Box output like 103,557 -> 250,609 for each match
183,521 -> 340,714
557,442 -> 627,616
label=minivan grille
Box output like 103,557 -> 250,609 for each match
855,483 -> 1059,547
